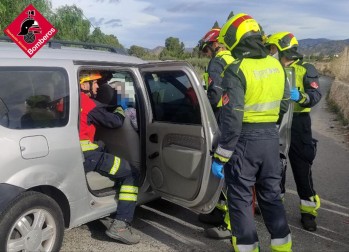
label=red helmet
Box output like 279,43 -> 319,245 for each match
198,28 -> 220,52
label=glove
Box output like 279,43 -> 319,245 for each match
211,160 -> 224,179
290,87 -> 300,102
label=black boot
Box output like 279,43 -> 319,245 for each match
198,208 -> 225,226
301,213 -> 317,232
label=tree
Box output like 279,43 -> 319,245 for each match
227,11 -> 235,21
0,0 -> 52,34
87,27 -> 123,48
128,45 -> 147,58
212,21 -> 220,29
51,5 -> 90,42
160,37 -> 185,59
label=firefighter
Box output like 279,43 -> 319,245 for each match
265,32 -> 322,232
198,27 -> 235,122
197,27 -> 234,239
79,71 -> 140,245
213,13 -> 292,251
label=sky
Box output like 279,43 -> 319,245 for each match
50,0 -> 349,49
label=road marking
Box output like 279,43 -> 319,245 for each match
318,226 -> 349,238
286,189 -> 349,210
320,206 -> 349,218
255,220 -> 349,248
141,219 -> 206,248
141,205 -> 202,230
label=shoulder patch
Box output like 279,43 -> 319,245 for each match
222,93 -> 229,106
310,81 -> 319,89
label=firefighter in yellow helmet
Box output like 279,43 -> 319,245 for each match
213,14 -> 292,251
197,27 -> 234,239
79,71 -> 140,244
266,32 -> 322,232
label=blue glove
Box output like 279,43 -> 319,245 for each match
119,99 -> 128,110
211,161 -> 224,179
290,87 -> 300,102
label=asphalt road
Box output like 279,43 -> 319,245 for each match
61,76 -> 349,251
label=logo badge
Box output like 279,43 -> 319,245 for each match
222,93 -> 230,106
310,81 -> 319,89
4,4 -> 57,58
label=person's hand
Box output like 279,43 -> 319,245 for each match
211,160 -> 224,179
290,87 -> 300,102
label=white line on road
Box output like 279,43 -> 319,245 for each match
141,205 -> 202,230
320,206 -> 349,217
318,226 -> 349,239
256,220 -> 349,248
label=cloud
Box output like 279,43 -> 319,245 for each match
50,0 -> 349,48
104,19 -> 122,27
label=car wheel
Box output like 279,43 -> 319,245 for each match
0,191 -> 64,252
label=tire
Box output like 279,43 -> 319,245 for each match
0,191 -> 64,252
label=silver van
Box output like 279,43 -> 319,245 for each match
0,40 -> 226,251
0,39 -> 293,251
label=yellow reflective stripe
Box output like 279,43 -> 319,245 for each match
271,234 -> 292,252
214,153 -> 230,163
203,72 -> 209,89
80,140 -> 99,152
224,211 -> 231,230
109,157 -> 121,175
216,203 -> 228,212
114,106 -> 125,117
217,97 -> 223,108
300,195 -> 320,216
120,185 -> 138,194
119,193 -> 138,201
244,100 -> 281,112
214,145 -> 233,163
232,236 -> 259,252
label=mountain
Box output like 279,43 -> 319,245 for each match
298,38 -> 349,56
138,38 -> 349,57
149,46 -> 164,56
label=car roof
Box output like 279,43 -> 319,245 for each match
0,41 -> 145,64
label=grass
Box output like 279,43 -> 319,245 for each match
326,92 -> 349,126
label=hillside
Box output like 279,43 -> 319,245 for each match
136,38 -> 349,58
298,38 -> 349,56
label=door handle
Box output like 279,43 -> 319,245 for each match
148,152 -> 159,159
149,134 -> 158,143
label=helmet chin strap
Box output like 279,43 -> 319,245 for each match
208,44 -> 221,57
81,81 -> 96,98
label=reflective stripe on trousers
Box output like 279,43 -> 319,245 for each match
232,237 -> 259,252
300,194 -> 321,216
271,234 -> 292,252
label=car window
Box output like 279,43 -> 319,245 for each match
0,68 -> 69,129
144,71 -> 201,125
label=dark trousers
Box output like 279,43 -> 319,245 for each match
83,145 -> 139,223
288,113 -> 317,200
224,126 -> 290,245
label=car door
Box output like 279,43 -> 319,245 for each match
138,61 -> 223,213
279,67 -> 295,157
